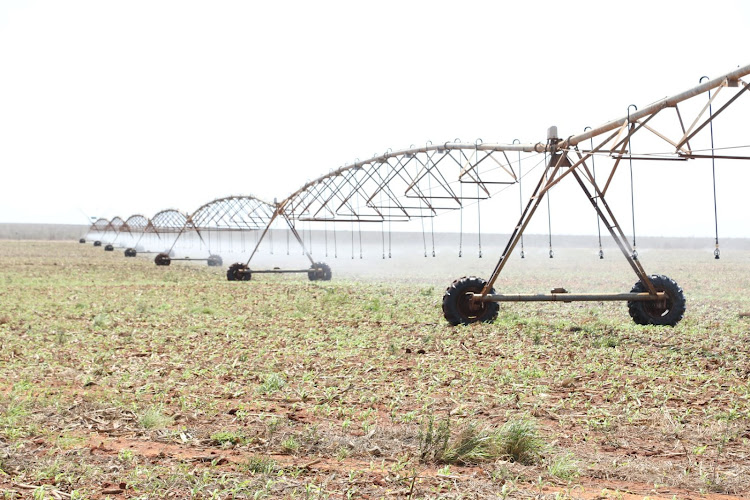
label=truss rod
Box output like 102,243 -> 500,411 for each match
561,64 -> 750,149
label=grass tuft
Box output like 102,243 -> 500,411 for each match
243,455 -> 277,474
139,406 -> 173,429
547,452 -> 580,480
418,415 -> 451,463
258,372 -> 286,394
281,435 -> 300,454
419,416 -> 538,465
211,430 -> 244,446
498,418 -> 543,465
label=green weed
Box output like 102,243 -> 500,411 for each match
139,406 -> 173,429
498,418 -> 543,465
243,456 -> 277,474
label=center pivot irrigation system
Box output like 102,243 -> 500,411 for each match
82,63 -> 750,327
217,63 -> 750,327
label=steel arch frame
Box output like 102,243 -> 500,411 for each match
121,215 -> 151,256
148,209 -> 189,255
163,195 -> 276,267
87,218 -> 111,246
81,217 -> 108,244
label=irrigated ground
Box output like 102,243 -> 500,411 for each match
0,241 -> 749,499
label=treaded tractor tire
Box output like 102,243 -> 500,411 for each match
104,244 -> 114,251
93,241 -> 102,247
124,248 -> 137,257
207,255 -> 223,267
627,274 -> 685,327
79,238 -> 86,244
442,276 -> 499,326
154,253 -> 171,266
308,262 -> 332,281
227,263 -> 251,281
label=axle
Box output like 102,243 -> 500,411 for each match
473,291 -> 666,303
247,269 -> 315,274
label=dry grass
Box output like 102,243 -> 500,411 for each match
0,240 -> 749,498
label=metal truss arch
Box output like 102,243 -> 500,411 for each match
187,195 -> 275,230
91,218 -> 110,232
160,195 -> 276,264
124,214 -> 150,230
84,217 -> 111,245
279,143 -> 527,223
150,209 -> 189,233
109,216 -> 125,232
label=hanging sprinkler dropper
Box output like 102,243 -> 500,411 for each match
512,139 -> 524,259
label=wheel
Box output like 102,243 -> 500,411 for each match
124,248 -> 137,257
104,244 -> 114,251
93,241 -> 102,247
207,254 -> 223,267
308,262 -> 332,281
627,274 -> 685,326
442,276 -> 499,326
154,253 -> 171,266
227,263 -> 251,281
79,238 -> 86,244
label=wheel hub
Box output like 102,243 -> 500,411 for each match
644,293 -> 672,317
458,291 -> 486,318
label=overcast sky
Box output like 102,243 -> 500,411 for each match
1,0 -> 748,238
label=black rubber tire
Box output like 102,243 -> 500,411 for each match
308,262 -> 332,281
207,255 -> 223,267
104,244 -> 114,251
93,241 -> 102,247
227,263 -> 251,281
79,238 -> 86,244
154,253 -> 171,266
124,248 -> 137,257
442,276 -> 499,326
627,274 -> 685,327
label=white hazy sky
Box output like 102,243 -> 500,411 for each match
1,0 -> 748,238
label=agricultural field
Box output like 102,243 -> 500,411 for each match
1,240 -> 749,499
